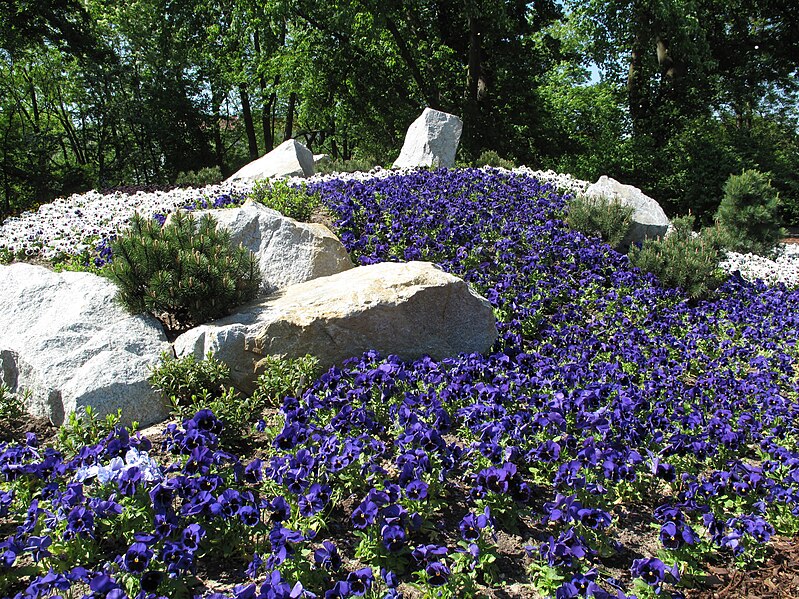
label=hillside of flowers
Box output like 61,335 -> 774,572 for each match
2,168 -> 799,599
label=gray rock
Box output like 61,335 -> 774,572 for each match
174,261 -> 497,393
226,139 -> 315,182
393,108 -> 463,169
584,175 -> 670,247
0,263 -> 171,426
199,200 -> 353,295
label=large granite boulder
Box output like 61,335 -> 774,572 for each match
584,175 -> 670,247
198,200 -> 353,295
393,108 -> 463,169
174,261 -> 497,393
226,139 -> 315,182
0,264 -> 171,426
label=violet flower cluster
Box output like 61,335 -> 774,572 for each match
2,168 -> 799,599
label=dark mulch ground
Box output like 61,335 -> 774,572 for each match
684,537 -> 799,599
0,413 -> 57,446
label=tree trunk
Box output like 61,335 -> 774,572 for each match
463,14 -> 482,152
384,16 -> 439,108
283,92 -> 296,141
253,30 -> 274,152
210,82 -> 225,174
2,157 -> 10,216
239,83 -> 259,159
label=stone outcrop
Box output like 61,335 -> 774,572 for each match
584,175 -> 670,247
393,108 -> 463,169
199,200 -> 353,295
174,261 -> 497,393
0,263 -> 171,426
226,139 -> 315,182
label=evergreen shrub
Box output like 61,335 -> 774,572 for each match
175,166 -> 223,187
475,150 -> 515,170
249,180 -> 321,222
315,156 -> 380,175
715,169 -> 783,256
566,194 -> 634,251
628,215 -> 728,300
106,211 -> 261,333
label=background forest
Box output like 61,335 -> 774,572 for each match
1,0 -> 798,225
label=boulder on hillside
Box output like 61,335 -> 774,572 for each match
174,261 -> 497,393
226,139 -> 315,182
393,108 -> 463,169
199,200 -> 353,295
0,263 -> 171,426
584,175 -> 670,247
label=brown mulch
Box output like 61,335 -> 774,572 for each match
0,414 -> 57,446
684,537 -> 799,599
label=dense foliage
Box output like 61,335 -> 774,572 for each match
249,181 -> 321,223
627,216 -> 731,301
715,170 -> 784,257
565,195 -> 634,251
106,211 -> 261,333
2,169 -> 799,599
2,1 -> 797,225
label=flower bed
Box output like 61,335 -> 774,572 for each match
2,169 -> 799,599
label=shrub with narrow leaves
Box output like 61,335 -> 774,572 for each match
629,215 -> 728,300
715,169 -> 783,256
566,193 -> 634,251
106,211 -> 261,333
175,166 -> 224,187
149,351 -> 231,408
315,155 -> 381,175
248,179 -> 321,222
475,150 -> 515,170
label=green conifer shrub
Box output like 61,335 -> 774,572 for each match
475,150 -> 515,170
565,194 -> 635,251
628,215 -> 728,300
715,169 -> 784,256
315,156 -> 380,175
249,180 -> 321,222
175,166 -> 224,187
106,211 -> 261,333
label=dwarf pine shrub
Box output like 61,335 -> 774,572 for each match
106,211 -> 261,333
315,156 -> 380,175
175,166 -> 223,187
475,150 -> 515,170
249,179 -> 321,222
715,169 -> 784,256
566,194 -> 635,251
628,215 -> 728,300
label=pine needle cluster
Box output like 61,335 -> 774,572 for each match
715,169 -> 784,257
628,215 -> 728,301
566,194 -> 635,251
106,211 -> 261,333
